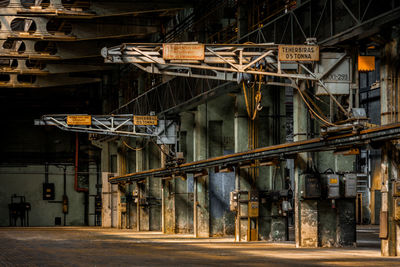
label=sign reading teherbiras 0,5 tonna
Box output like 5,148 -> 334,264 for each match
278,45 -> 319,61
134,115 -> 158,126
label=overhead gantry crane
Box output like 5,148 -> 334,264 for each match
101,41 -> 355,127
34,114 -> 177,145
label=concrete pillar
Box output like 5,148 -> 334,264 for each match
234,92 -> 252,241
100,142 -> 111,227
293,83 -> 317,247
135,139 -> 150,231
116,148 -> 127,229
194,104 -> 209,237
174,112 -> 195,234
380,39 -> 400,256
163,178 -> 176,234
294,84 -> 356,247
161,144 -> 175,234
148,142 -> 161,231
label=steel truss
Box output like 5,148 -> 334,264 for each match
106,0 -> 400,117
103,43 -> 318,83
34,114 -> 177,144
103,43 -> 351,117
237,0 -> 400,46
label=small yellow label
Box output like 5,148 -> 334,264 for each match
134,115 -> 158,126
67,115 -> 92,125
330,178 -> 338,184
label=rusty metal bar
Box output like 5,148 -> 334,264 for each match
109,123 -> 400,184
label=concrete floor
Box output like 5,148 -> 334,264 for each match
0,226 -> 398,266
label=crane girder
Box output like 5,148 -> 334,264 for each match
101,43 -> 319,83
34,114 -> 177,144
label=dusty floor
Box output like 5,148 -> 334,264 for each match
0,226 -> 398,266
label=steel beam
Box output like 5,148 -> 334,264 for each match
34,114 -> 177,143
109,123 -> 400,183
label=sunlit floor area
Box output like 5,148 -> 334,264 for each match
0,226 -> 398,267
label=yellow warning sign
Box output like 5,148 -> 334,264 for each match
278,45 -> 319,61
134,115 -> 158,126
67,115 -> 92,125
329,178 -> 338,184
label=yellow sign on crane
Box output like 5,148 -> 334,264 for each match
133,115 -> 158,126
278,45 -> 319,61
163,43 -> 205,61
66,115 -> 92,125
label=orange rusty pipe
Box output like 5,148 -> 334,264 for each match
75,133 -> 88,192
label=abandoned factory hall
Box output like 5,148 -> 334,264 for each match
2,0 -> 400,266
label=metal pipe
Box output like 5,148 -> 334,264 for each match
161,180 -> 165,233
136,182 -> 140,232
110,123 -> 400,183
193,177 -> 198,237
63,166 -> 67,226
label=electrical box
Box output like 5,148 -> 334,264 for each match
43,183 -> 55,200
301,174 -> 321,199
393,181 -> 400,197
282,200 -> 292,212
95,195 -> 102,213
62,195 -> 68,214
394,198 -> 400,221
248,201 -> 259,217
326,174 -> 340,199
119,196 -> 127,213
229,191 -> 238,211
344,173 -> 357,198
248,191 -> 259,217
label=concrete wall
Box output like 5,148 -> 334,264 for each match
0,164 -> 96,226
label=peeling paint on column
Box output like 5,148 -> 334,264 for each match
300,200 -> 318,247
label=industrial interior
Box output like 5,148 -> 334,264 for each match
1,0 -> 400,265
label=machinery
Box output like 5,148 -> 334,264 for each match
230,189 -> 293,241
34,114 -> 177,143
8,194 -> 31,227
320,108 -> 370,138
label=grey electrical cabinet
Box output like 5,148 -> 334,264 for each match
326,174 -> 340,199
344,173 -> 357,198
301,174 -> 321,199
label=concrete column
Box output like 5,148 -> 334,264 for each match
136,139 -> 149,231
194,104 -> 209,237
234,93 -> 251,241
161,145 -> 175,234
116,148 -> 127,229
380,39 -> 400,256
176,112 -> 195,234
293,83 -> 317,247
100,142 -> 111,227
148,142 -> 161,231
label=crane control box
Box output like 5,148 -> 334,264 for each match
343,173 -> 357,198
301,174 -> 321,199
248,191 -> 259,217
